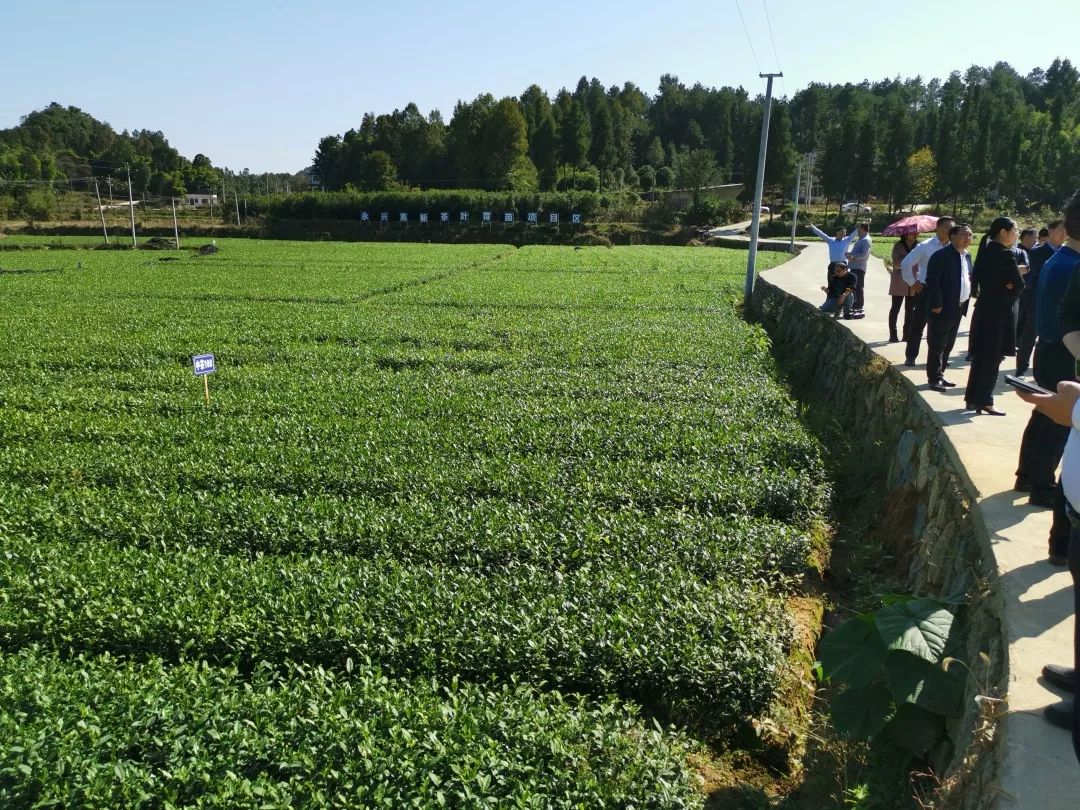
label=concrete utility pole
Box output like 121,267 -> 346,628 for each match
126,165 -> 137,248
94,178 -> 109,244
171,197 -> 180,249
789,159 -> 803,254
744,72 -> 782,307
234,191 -> 241,226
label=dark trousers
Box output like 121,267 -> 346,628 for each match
1016,293 -> 1037,372
905,290 -> 928,363
1063,504 -> 1080,762
926,310 -> 962,383
1051,484 -> 1072,560
850,268 -> 866,311
889,295 -> 909,340
1017,341 -> 1075,497
966,348 -> 1004,408
967,300 -> 981,354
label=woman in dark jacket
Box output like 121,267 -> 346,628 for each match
965,217 -> 1025,414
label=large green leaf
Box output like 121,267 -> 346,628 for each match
830,685 -> 894,740
883,651 -> 965,716
874,599 -> 953,664
884,702 -> 946,756
819,613 -> 888,688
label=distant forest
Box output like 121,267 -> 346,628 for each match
0,105 -> 301,205
311,60 -> 1080,210
2,59 -> 1079,216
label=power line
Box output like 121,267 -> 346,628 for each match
733,0 -> 763,75
761,0 -> 789,98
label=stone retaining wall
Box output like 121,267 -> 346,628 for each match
753,277 -> 1006,809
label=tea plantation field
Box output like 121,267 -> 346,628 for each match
0,240 -> 827,807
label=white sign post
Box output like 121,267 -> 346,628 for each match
192,353 -> 216,405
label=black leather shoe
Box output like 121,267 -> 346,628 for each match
1043,701 -> 1074,730
904,359 -> 916,367
1043,664 -> 1076,692
1029,492 -> 1056,508
939,378 -> 957,388
930,381 -> 948,392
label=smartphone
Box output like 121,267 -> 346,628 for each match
1005,375 -> 1053,396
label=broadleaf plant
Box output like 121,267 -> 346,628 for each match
817,597 -> 963,757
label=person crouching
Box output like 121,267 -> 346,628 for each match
821,261 -> 856,320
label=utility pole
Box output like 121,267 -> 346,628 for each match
94,178 -> 109,244
744,72 -> 782,307
126,165 -> 137,248
789,158 -> 803,254
171,197 -> 180,249
234,190 -> 241,226
806,153 -> 814,210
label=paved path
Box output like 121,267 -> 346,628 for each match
760,244 -> 1079,809
707,219 -> 752,237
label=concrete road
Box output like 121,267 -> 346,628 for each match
762,244 -> 1080,809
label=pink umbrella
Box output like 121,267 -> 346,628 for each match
882,214 -> 939,236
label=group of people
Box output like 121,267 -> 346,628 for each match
815,194 -> 1080,760
814,213 -> 1063,415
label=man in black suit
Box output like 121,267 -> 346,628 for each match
924,224 -> 974,392
1017,220 -> 1067,375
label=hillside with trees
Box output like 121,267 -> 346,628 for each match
0,103 -> 302,221
2,59 -> 1078,227
312,60 -> 1080,212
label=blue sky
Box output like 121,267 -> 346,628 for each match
2,0 -> 1078,173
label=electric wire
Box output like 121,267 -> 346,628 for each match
733,0 -> 763,75
761,0 -> 789,98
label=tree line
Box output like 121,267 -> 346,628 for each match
3,59 -> 1078,222
313,60 -> 1080,211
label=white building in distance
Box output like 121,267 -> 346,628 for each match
185,193 -> 219,207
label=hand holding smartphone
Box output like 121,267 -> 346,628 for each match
1005,375 -> 1053,396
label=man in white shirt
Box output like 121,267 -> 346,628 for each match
1014,188 -> 1080,760
899,215 -> 956,366
1018,379 -> 1080,757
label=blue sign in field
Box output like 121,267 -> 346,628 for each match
192,354 -> 216,376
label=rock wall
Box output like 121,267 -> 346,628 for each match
753,278 -> 1006,809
